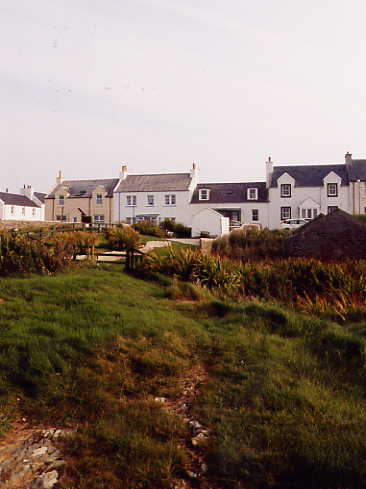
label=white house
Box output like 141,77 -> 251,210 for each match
114,163 -> 199,227
266,156 -> 352,229
0,187 -> 45,221
190,182 -> 269,228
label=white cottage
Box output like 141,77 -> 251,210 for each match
114,164 -> 199,227
0,187 -> 45,221
190,182 -> 269,229
266,157 -> 351,229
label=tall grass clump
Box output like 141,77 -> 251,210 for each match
212,228 -> 288,261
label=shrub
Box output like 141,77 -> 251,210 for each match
106,226 -> 140,251
161,219 -> 191,238
133,221 -> 166,238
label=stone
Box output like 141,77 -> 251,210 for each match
189,420 -> 202,430
32,446 -> 48,457
154,397 -> 166,403
31,470 -> 59,489
191,432 -> 208,447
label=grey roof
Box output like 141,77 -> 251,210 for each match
191,182 -> 268,204
34,192 -> 46,203
115,173 -> 192,192
348,160 -> 366,181
270,164 -> 349,187
46,178 -> 119,199
0,192 -> 39,207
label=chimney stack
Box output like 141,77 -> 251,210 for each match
120,164 -> 128,180
266,156 -> 273,188
56,170 -> 63,185
345,152 -> 353,167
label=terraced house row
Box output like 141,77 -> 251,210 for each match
44,152 -> 366,235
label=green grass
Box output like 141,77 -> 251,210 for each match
0,265 -> 366,488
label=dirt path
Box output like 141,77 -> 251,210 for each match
155,364 -> 222,489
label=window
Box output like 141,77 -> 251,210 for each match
126,217 -> 132,224
22,207 -> 25,216
280,184 -> 291,198
247,188 -> 258,200
147,195 -> 154,206
73,216 -> 77,223
32,208 -> 36,216
281,207 -> 291,220
199,189 -> 210,200
10,206 -> 14,215
56,215 -> 67,221
126,195 -> 137,206
327,183 -> 338,197
165,194 -> 176,205
328,206 -> 338,214
301,208 -> 318,219
58,195 -> 64,205
94,215 -> 105,222
96,194 -> 103,205
252,209 -> 259,221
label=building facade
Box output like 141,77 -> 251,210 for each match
0,188 -> 45,221
45,172 -> 118,224
113,164 -> 199,227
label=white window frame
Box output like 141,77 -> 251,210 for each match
32,208 -> 36,216
22,207 -> 25,216
199,189 -> 210,201
252,209 -> 259,221
281,206 -> 291,220
96,194 -> 103,205
147,195 -> 154,206
247,188 -> 258,200
10,206 -> 14,215
165,194 -> 176,205
126,195 -> 137,206
327,183 -> 338,197
280,184 -> 291,198
94,215 -> 105,222
58,195 -> 64,206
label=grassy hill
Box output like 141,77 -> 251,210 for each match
0,263 -> 365,488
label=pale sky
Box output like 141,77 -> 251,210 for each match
1,0 -> 366,193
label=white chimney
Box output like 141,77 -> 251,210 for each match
20,185 -> 34,200
56,170 -> 63,185
189,162 -> 199,189
120,164 -> 128,180
266,156 -> 273,188
345,152 -> 353,167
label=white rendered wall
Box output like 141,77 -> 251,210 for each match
190,202 -> 269,228
114,190 -> 193,226
268,171 -> 351,229
1,204 -> 43,221
191,209 -> 228,237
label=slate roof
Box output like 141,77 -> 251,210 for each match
115,173 -> 192,192
190,182 -> 268,204
46,179 -> 119,199
34,192 -> 46,203
348,160 -> 366,181
270,164 -> 349,187
0,192 -> 39,207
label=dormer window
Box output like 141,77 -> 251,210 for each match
327,183 -> 338,197
199,189 -> 210,201
96,194 -> 103,205
247,188 -> 258,200
58,195 -> 65,205
280,184 -> 291,198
